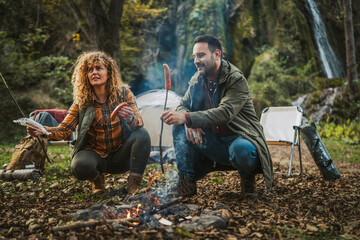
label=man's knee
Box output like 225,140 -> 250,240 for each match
172,124 -> 185,137
229,138 -> 258,168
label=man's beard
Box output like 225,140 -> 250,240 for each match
197,56 -> 216,78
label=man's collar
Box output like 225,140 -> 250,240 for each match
218,59 -> 229,84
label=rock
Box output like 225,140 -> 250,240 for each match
179,214 -> 228,230
71,203 -> 107,221
184,203 -> 200,212
295,87 -> 343,123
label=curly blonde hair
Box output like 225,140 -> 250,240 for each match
71,51 -> 125,109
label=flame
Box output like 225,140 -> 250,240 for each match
135,203 -> 141,215
154,197 -> 160,206
126,209 -> 131,219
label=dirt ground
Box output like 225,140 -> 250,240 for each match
1,142 -> 359,239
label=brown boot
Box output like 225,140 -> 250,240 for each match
127,173 -> 142,194
92,173 -> 105,194
240,175 -> 258,198
169,175 -> 197,198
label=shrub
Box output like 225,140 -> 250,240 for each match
317,118 -> 360,144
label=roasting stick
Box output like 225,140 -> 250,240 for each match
0,72 -> 52,164
159,64 -> 171,174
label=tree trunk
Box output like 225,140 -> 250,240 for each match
102,0 -> 124,66
83,0 -> 124,66
343,0 -> 358,96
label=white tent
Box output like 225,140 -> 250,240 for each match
136,90 -> 182,148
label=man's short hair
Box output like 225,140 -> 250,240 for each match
194,35 -> 223,58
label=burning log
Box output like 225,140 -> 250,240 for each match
52,217 -> 140,232
155,197 -> 182,212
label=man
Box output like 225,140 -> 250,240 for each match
161,35 -> 273,197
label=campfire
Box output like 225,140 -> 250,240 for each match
52,168 -> 231,233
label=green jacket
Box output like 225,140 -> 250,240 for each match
176,59 -> 273,191
70,105 -> 95,159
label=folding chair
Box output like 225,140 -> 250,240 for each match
260,106 -> 303,175
32,109 -> 75,146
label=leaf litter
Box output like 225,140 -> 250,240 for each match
0,144 -> 359,239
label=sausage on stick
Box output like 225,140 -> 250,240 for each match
111,102 -> 128,121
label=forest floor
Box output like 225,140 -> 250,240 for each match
0,142 -> 359,239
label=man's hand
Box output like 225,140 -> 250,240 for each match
26,126 -> 44,137
160,110 -> 186,125
185,125 -> 205,145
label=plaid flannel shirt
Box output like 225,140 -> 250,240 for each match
45,88 -> 143,158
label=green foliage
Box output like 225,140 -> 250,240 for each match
210,172 -> 225,185
120,0 -> 167,83
322,138 -> 360,164
318,118 -> 360,145
39,56 -> 74,106
185,0 -> 227,58
314,77 -> 346,90
72,192 -> 86,202
248,47 -> 315,115
173,226 -> 191,238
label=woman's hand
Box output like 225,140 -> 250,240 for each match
117,106 -> 135,123
26,126 -> 45,137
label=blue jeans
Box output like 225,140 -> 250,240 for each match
30,111 -> 60,127
172,125 -> 260,181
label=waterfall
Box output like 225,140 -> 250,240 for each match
306,0 -> 343,78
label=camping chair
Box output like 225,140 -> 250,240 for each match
260,106 -> 303,175
32,109 -> 75,146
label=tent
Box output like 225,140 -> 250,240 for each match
136,89 -> 182,148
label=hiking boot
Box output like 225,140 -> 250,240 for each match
170,175 -> 197,198
240,175 -> 258,198
92,173 -> 105,194
127,173 -> 142,194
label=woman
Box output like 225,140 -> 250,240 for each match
27,51 -> 151,194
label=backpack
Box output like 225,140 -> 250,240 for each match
6,136 -> 48,171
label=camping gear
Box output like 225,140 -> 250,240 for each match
136,90 -> 181,165
6,136 -> 48,171
260,106 -> 303,175
300,122 -> 340,180
0,169 -> 43,181
1,72 -> 51,163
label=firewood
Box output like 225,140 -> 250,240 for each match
52,217 -> 139,232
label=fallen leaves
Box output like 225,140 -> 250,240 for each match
0,144 -> 360,239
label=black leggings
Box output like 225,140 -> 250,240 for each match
71,127 -> 151,180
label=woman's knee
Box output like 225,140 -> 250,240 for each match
71,150 -> 99,180
129,127 -> 151,146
